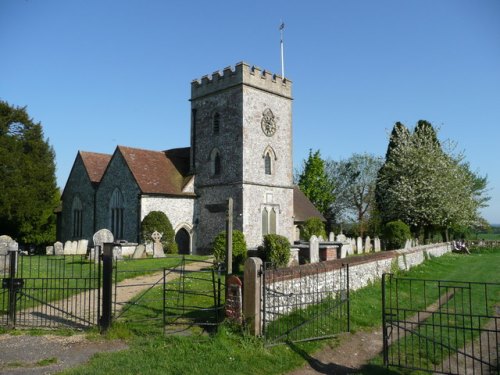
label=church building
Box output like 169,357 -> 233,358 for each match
58,62 -> 323,253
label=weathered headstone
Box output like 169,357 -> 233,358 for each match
365,236 -> 372,253
91,229 -> 114,262
152,231 -> 166,258
77,239 -> 88,255
374,237 -> 381,252
132,244 -> 146,259
336,233 -> 347,242
356,236 -> 363,254
318,235 -> 324,242
340,244 -> 349,258
288,248 -> 299,266
64,240 -> 74,255
328,232 -> 335,242
145,242 -> 154,256
309,235 -> 320,263
0,235 -> 18,275
404,239 -> 412,249
54,241 -> 64,255
113,245 -> 123,260
46,246 -> 54,255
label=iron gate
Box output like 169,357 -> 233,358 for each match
382,273 -> 500,374
110,256 -> 225,334
261,262 -> 349,346
1,251 -> 101,329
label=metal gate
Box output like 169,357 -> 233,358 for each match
382,273 -> 500,374
1,251 -> 101,329
262,262 -> 349,346
110,256 -> 225,334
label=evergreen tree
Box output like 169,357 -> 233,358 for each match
297,149 -> 335,217
0,101 -> 59,245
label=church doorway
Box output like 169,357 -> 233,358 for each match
175,228 -> 191,254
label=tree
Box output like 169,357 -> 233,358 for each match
327,153 -> 383,237
212,230 -> 247,270
0,101 -> 59,245
300,217 -> 326,240
297,149 -> 335,217
376,121 -> 489,241
140,211 -> 178,254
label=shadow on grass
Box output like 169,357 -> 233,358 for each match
286,341 -> 400,375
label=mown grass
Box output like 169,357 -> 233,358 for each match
58,249 -> 500,374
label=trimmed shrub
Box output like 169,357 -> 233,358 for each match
300,217 -> 326,240
383,220 -> 411,250
140,211 -> 178,254
212,230 -> 247,270
262,234 -> 290,268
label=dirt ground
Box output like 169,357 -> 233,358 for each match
0,334 -> 127,375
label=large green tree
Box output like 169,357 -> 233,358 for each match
327,153 -> 383,237
376,121 -> 489,241
297,149 -> 335,217
0,101 -> 59,245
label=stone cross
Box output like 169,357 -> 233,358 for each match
152,231 -> 166,258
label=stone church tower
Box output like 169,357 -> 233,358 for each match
191,62 -> 294,251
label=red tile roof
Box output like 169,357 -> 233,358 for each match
79,151 -> 112,185
118,146 -> 194,196
293,186 -> 326,223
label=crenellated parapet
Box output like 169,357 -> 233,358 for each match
191,62 -> 292,100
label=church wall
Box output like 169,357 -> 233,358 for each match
242,184 -> 294,249
95,151 -> 141,243
140,195 -> 195,248
194,185 -> 244,253
59,155 -> 96,243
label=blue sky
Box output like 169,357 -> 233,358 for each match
1,0 -> 499,224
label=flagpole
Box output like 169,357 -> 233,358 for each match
280,22 -> 285,79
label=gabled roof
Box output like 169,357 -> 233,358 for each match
293,186 -> 326,223
117,146 -> 194,196
79,151 -> 112,186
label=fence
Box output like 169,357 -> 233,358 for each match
382,273 -> 500,374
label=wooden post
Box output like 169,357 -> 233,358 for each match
226,197 -> 233,275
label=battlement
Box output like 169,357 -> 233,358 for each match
191,62 -> 292,100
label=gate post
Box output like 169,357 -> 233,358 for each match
100,243 -> 115,332
7,249 -> 18,328
381,273 -> 389,366
243,257 -> 262,336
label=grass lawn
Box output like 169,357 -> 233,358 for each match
57,248 -> 500,375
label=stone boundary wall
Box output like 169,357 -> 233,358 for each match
243,242 -> 452,335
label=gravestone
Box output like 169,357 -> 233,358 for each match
91,229 -> 114,262
132,244 -> 146,259
328,232 -> 335,242
77,239 -> 88,255
374,237 -> 381,252
46,246 -> 54,255
64,240 -> 74,255
340,244 -> 349,258
404,239 -> 412,249
113,245 -> 123,260
54,241 -> 64,255
336,233 -> 346,242
145,242 -> 154,256
318,236 -> 324,242
0,235 -> 18,275
309,235 -> 320,263
356,237 -> 363,254
365,236 -> 372,253
152,231 -> 166,258
289,248 -> 299,266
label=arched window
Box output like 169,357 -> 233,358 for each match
213,112 -> 220,135
210,148 -> 221,176
269,208 -> 277,234
110,188 -> 124,239
262,146 -> 276,175
262,208 -> 269,236
72,196 -> 83,238
264,152 -> 272,175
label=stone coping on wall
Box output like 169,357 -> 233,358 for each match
264,243 -> 450,284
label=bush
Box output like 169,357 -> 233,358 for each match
383,220 -> 411,250
262,234 -> 290,268
140,211 -> 178,254
212,230 -> 247,270
300,217 -> 326,240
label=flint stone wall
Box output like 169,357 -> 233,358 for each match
260,242 -> 452,322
